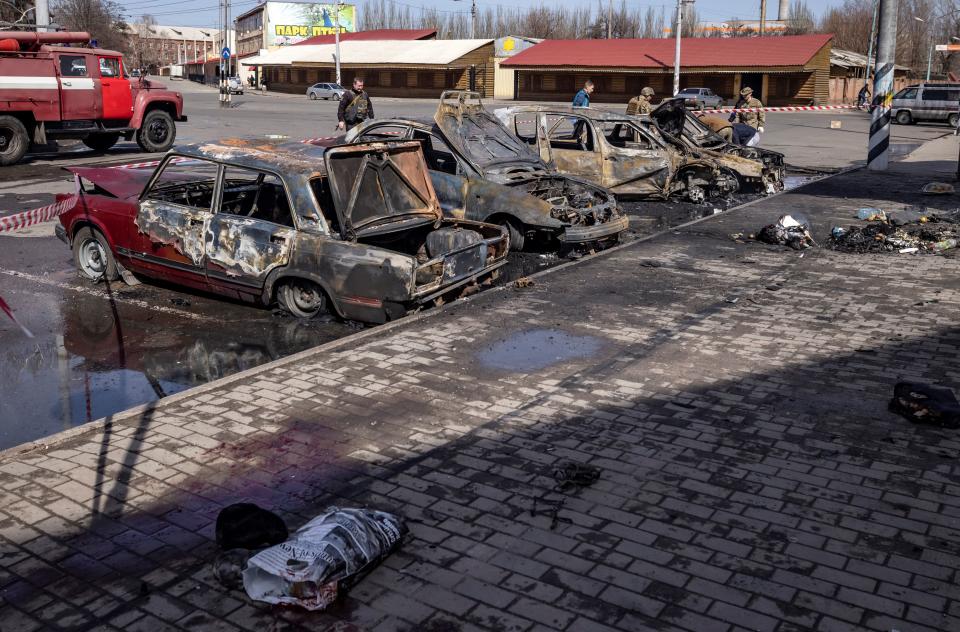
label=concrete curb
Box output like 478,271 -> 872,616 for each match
0,164 -> 858,462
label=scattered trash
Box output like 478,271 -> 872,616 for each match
831,210 -> 960,254
243,507 -> 407,611
725,297 -> 740,304
639,259 -> 666,268
553,461 -> 601,492
756,214 -> 816,250
514,277 -> 536,288
857,208 -> 887,221
830,120 -> 842,129
169,297 -> 191,307
922,182 -> 955,195
889,382 -> 960,428
713,208 -> 723,215
216,503 -> 289,551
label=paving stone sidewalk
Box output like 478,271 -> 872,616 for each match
3,153 -> 960,632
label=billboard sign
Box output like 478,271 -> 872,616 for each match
266,2 -> 357,47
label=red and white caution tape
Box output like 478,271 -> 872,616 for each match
697,104 -> 861,115
0,196 -> 76,234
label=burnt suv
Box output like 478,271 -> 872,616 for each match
342,91 -> 629,251
55,139 -> 508,324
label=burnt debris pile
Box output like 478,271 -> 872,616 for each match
830,208 -> 960,254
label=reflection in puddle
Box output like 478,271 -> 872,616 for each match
477,328 -> 603,372
783,175 -> 822,190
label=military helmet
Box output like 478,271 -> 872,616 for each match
740,86 -> 753,97
640,87 -> 655,97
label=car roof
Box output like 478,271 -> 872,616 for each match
499,105 -> 634,122
174,139 -> 330,176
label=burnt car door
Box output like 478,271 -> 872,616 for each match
204,165 -> 298,296
596,120 -> 672,195
133,157 -> 219,288
540,113 -> 604,185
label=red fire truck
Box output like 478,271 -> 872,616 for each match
0,31 -> 187,166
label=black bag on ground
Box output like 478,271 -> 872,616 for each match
215,503 -> 289,550
889,382 -> 960,428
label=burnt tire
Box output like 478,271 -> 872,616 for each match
73,227 -> 119,282
0,115 -> 29,167
499,219 -> 526,251
82,133 -> 120,152
277,279 -> 329,319
136,110 -> 176,153
895,110 -> 913,125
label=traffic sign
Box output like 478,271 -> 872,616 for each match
935,44 -> 960,52
221,47 -> 231,59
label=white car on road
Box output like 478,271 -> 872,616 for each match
307,82 -> 346,100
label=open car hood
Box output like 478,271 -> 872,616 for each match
66,166 -> 154,200
650,98 -> 692,139
434,90 -> 546,175
324,141 -> 442,236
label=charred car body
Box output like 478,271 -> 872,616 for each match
54,139 -> 509,324
495,104 -> 752,203
342,91 -> 628,251
649,98 -> 785,192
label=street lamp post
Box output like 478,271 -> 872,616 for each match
673,0 -> 694,96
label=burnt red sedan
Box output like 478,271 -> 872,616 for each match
55,140 -> 509,323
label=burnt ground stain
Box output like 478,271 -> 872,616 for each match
476,329 -> 604,372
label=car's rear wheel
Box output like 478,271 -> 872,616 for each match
0,115 -> 29,167
82,133 -> 120,152
136,110 -> 176,153
948,113 -> 959,128
310,92 -> 318,100
73,227 -> 119,282
278,279 -> 329,318
333,93 -> 342,101
896,110 -> 913,125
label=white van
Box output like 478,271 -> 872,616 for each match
891,83 -> 960,126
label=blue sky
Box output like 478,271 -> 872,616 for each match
117,0 -> 844,30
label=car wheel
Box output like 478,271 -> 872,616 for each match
278,279 -> 329,318
895,110 -> 913,125
310,92 -> 318,100
82,133 -> 121,152
499,219 -> 525,251
136,110 -> 176,153
73,227 -> 119,282
0,115 -> 29,167
949,113 -> 959,128
334,93 -> 341,101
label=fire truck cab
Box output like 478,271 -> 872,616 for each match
0,31 -> 187,166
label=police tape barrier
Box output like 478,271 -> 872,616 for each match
696,104 -> 862,115
0,196 -> 76,234
0,294 -> 33,338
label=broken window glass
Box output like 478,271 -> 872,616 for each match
144,159 -> 219,210
219,166 -> 294,228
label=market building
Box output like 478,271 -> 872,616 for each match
501,33 -> 834,105
244,39 -> 496,97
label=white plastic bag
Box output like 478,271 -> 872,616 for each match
242,507 -> 406,611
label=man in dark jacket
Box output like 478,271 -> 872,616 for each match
337,77 -> 374,131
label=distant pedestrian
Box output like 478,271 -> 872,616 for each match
729,86 -> 765,133
626,86 -> 656,116
572,80 -> 594,108
857,84 -> 871,108
698,114 -> 734,142
337,77 -> 374,131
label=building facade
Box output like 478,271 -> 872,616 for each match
126,23 -> 217,72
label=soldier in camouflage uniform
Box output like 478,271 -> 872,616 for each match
731,86 -> 765,133
626,87 -> 656,116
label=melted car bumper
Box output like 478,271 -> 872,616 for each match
561,215 -> 630,243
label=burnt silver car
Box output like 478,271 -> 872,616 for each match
55,139 -> 508,324
649,98 -> 785,192
343,91 -> 629,251
495,104 -> 742,203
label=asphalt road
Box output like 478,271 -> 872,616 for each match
0,80 -> 951,450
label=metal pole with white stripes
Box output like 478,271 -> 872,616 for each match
867,0 -> 898,171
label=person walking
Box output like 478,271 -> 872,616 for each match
857,83 -> 871,109
626,87 -> 656,115
572,80 -> 594,108
337,77 -> 374,131
729,86 -> 765,133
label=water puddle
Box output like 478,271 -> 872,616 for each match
783,174 -> 822,190
477,328 -> 603,372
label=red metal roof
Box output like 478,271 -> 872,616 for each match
294,28 -> 437,46
501,34 -> 833,69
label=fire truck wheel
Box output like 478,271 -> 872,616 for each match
82,133 -> 121,152
0,115 -> 29,167
136,110 -> 176,153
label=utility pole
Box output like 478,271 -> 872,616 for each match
334,0 -> 342,85
608,0 -> 612,39
867,0 -> 898,171
673,0 -> 693,96
759,0 -> 766,36
864,0 -> 879,91
35,0 -> 49,32
219,0 -> 231,107
470,0 -> 477,39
